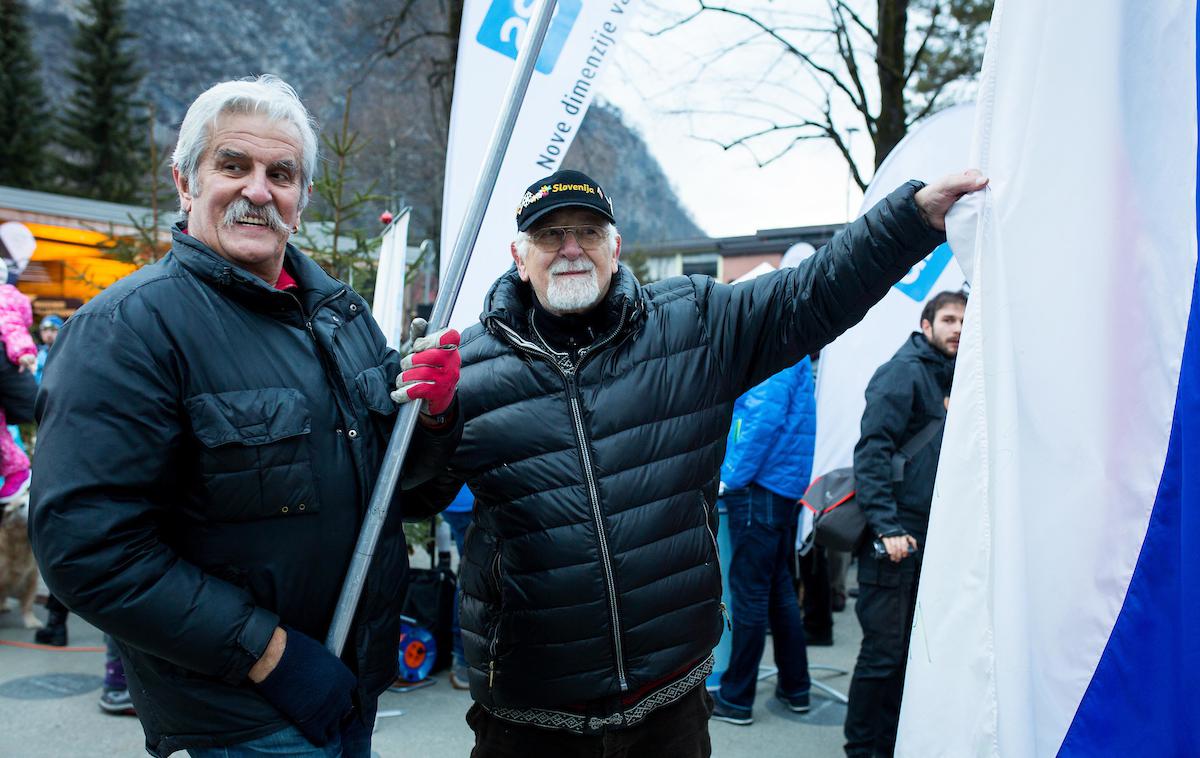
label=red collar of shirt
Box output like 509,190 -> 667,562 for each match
179,227 -> 297,291
274,265 -> 298,291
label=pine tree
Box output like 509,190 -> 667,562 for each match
57,0 -> 144,203
0,0 -> 51,188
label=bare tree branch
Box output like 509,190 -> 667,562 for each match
645,8 -> 705,36
828,0 -> 876,138
906,81 -> 947,124
697,128 -> 823,168
903,5 -> 941,88
695,1 -> 870,115
650,0 -> 992,192
833,0 -> 876,42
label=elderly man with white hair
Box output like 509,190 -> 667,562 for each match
30,75 -> 463,757
416,167 -> 986,757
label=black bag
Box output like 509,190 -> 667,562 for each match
400,566 -> 456,673
801,416 -> 946,551
800,467 -> 864,551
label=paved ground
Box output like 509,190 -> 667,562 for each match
1,591 -> 860,757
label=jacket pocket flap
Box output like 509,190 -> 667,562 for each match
355,365 -> 398,416
186,388 -> 311,448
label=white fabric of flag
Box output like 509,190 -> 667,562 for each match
372,208 -> 411,350
440,0 -> 639,330
897,1 -> 1198,756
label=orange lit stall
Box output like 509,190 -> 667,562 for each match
17,223 -> 138,317
0,186 -> 167,319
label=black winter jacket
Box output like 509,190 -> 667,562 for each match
0,355 -> 35,423
423,182 -> 945,715
853,331 -> 954,547
29,228 -> 460,756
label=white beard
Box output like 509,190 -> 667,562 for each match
545,259 -> 601,312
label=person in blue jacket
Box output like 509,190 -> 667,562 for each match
711,356 -> 817,726
34,314 -> 62,385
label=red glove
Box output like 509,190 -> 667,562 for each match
391,323 -> 460,416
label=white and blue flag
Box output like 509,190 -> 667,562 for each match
898,1 -> 1198,755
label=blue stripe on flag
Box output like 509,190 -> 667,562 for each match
1057,9 -> 1200,754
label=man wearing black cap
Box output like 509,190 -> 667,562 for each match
423,167 -> 987,756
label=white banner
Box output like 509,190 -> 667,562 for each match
810,104 -> 975,480
441,0 -> 639,330
898,1 -> 1197,755
372,208 -> 411,350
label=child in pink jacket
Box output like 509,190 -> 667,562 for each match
0,256 -> 35,502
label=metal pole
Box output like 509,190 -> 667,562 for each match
326,0 -> 560,655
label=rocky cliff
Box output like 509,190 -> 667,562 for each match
26,0 -> 701,245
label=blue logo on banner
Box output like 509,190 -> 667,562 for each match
893,243 -> 954,301
476,0 -> 582,74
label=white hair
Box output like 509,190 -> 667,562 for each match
172,75 -> 319,213
515,222 -> 620,261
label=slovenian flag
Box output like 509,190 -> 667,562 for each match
897,1 -> 1198,756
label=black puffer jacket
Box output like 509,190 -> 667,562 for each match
0,353 -> 35,423
853,331 -> 954,546
29,228 -> 460,757
426,182 -> 944,712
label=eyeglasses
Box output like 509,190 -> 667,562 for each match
528,224 -> 608,251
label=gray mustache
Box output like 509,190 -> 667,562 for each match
222,199 -> 289,234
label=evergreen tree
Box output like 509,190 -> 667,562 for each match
0,0 -> 50,188
57,0 -> 144,203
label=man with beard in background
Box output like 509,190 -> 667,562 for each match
844,289 -> 966,758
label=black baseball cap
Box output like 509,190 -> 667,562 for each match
515,169 -> 616,231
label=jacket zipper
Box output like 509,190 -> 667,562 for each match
488,548 -> 502,689
289,289 -> 359,432
563,369 -> 627,690
701,495 -> 730,631
284,287 -> 347,342
492,305 -> 632,691
700,493 -> 720,561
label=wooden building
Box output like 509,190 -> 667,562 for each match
0,185 -> 169,319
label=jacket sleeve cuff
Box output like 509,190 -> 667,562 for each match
418,396 -> 460,433
863,506 -> 906,539
890,180 -> 949,253
401,397 -> 464,490
223,606 -> 280,684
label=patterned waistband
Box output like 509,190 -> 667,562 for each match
483,655 -> 714,736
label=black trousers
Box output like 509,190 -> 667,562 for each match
799,546 -> 833,638
468,685 -> 713,758
843,552 -> 922,758
45,594 -> 68,618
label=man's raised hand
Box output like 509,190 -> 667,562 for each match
914,170 -> 989,231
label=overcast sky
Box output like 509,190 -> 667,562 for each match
596,2 -> 873,238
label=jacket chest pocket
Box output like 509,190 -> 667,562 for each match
185,388 -> 320,521
353,365 -> 398,443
